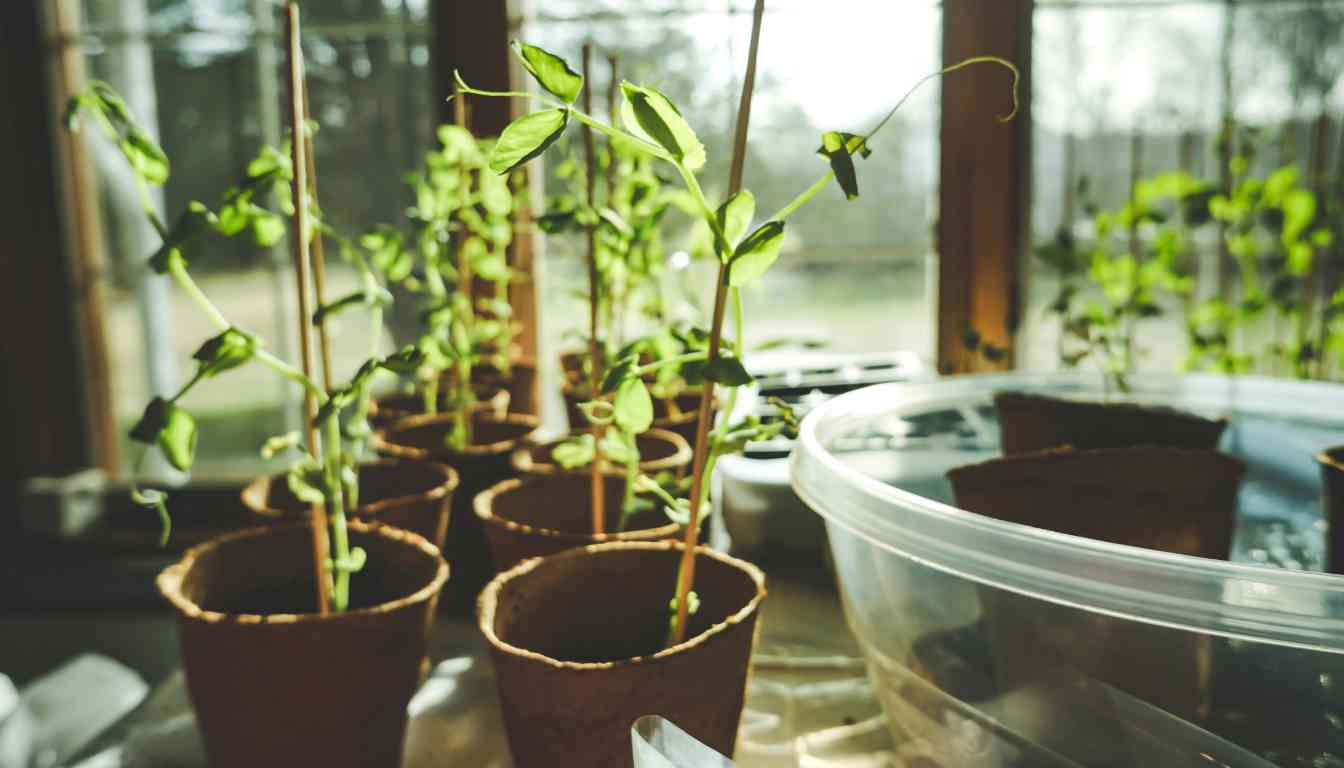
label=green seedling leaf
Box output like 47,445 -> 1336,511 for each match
703,356 -> 754,386
716,190 -> 755,250
729,220 -> 785,286
157,402 -> 197,472
148,245 -> 186,276
251,212 -> 286,247
620,82 -> 705,171
599,428 -> 639,465
193,327 -> 257,378
601,355 -> 638,394
511,41 -> 584,104
613,377 -> 654,433
816,131 -> 870,200
552,434 -> 595,469
313,288 -> 393,325
120,129 -> 170,186
491,109 -> 568,174
381,345 -> 427,374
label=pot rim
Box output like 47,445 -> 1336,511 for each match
372,411 -> 541,459
1319,445 -> 1344,471
240,459 -> 459,521
477,540 -> 766,671
509,428 -> 692,476
474,476 -> 682,544
156,520 -> 448,624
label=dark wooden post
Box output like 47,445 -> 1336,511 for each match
0,0 -> 113,568
431,0 -> 540,409
937,0 -> 1033,374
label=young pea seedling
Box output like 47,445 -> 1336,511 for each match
461,40 -> 1018,645
68,81 -> 421,613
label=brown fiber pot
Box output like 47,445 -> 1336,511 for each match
372,411 -> 541,611
240,459 -> 458,550
563,383 -> 704,446
156,522 -> 447,768
947,446 -> 1246,723
993,391 -> 1229,455
479,541 -> 765,768
1316,446 -> 1344,574
475,474 -> 682,570
510,427 -> 692,479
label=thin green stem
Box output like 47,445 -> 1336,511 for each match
768,171 -> 833,224
255,349 -> 325,400
568,108 -> 674,166
632,350 -> 710,377
322,414 -> 351,612
166,260 -> 229,331
769,56 -> 1019,226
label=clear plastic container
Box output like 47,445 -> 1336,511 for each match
791,372 -> 1344,766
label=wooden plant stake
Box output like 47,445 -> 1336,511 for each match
301,78 -> 335,392
452,83 -> 476,445
284,1 -> 331,615
582,42 -> 606,535
671,0 -> 766,645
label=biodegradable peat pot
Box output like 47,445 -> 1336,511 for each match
372,410 -> 540,611
563,384 -> 704,446
156,522 -> 447,768
993,391 -> 1229,455
240,459 -> 458,550
479,541 -> 765,768
475,474 -> 682,570
947,446 -> 1246,723
511,427 -> 693,479
1316,446 -> 1344,575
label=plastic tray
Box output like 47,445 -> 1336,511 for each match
791,372 -> 1344,766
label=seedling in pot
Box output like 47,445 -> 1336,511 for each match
461,33 -> 1017,645
67,14 -> 420,613
368,110 -> 526,448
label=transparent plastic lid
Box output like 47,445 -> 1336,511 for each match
790,372 -> 1344,653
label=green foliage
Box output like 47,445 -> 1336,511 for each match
513,40 -> 585,104
491,109 -> 569,174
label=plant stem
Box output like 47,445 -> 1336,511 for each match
166,260 -> 229,332
323,413 -> 352,611
670,0 -> 765,648
632,350 -> 710,377
583,42 -> 607,536
285,1 -> 331,615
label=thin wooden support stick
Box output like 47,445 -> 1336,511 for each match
301,79 -> 335,392
582,42 -> 606,535
285,2 -> 331,615
671,0 -> 765,645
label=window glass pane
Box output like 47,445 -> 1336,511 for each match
1027,0 -> 1344,378
68,0 -> 433,478
522,1 -> 942,359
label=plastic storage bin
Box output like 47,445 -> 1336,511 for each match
791,372 -> 1344,766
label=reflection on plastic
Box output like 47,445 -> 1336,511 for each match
632,716 -> 735,768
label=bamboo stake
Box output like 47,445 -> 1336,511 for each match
284,2 -> 331,615
671,0 -> 765,646
452,84 -> 477,445
302,78 -> 335,392
582,42 -> 606,535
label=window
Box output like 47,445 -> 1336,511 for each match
65,0 -> 436,477
1025,0 -> 1344,378
521,1 -> 944,360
